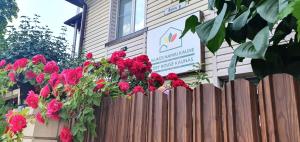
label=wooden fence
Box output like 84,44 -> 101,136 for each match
82,74 -> 300,142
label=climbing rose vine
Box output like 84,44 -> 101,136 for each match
0,51 -> 191,142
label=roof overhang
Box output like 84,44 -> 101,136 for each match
64,12 -> 82,30
66,0 -> 83,8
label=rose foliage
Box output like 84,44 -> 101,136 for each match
0,51 -> 190,142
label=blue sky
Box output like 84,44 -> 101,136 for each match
11,0 -> 79,47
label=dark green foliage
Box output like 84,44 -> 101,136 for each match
0,0 -> 19,50
181,0 -> 300,80
0,15 -> 83,69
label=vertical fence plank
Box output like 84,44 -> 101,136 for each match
225,81 -> 236,142
258,76 -> 274,142
148,90 -> 168,142
130,93 -> 149,142
258,74 -> 300,142
193,86 -> 202,142
193,84 -> 222,142
104,98 -> 118,142
95,97 -> 110,142
225,79 -> 260,142
115,97 -> 132,142
169,87 -> 193,142
168,89 -> 175,142
82,73 -> 300,142
221,87 -> 228,142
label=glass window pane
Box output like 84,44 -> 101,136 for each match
135,0 -> 145,31
118,0 -> 132,37
119,0 -> 132,17
118,15 -> 131,37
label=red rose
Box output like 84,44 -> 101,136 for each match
40,85 -> 50,98
118,81 -> 130,93
59,127 -> 73,142
130,61 -> 147,80
47,99 -> 63,113
36,73 -> 45,84
49,73 -> 61,88
8,72 -> 16,82
110,51 -> 126,64
150,72 -> 164,86
61,67 -> 82,85
86,52 -> 93,59
46,99 -> 63,120
94,79 -> 105,92
167,73 -> 178,80
44,61 -> 59,74
36,112 -> 45,124
75,67 -> 83,78
13,58 -> 28,71
171,79 -> 191,90
124,58 -> 133,68
5,63 -> 13,71
132,86 -> 145,94
134,55 -> 149,63
32,54 -> 47,65
8,114 -> 27,133
0,59 -> 6,67
116,59 -> 126,73
25,90 -> 39,109
148,86 -> 156,92
83,61 -> 91,67
25,70 -> 37,79
118,51 -> 126,58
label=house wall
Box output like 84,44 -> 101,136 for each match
84,0 -> 110,59
82,0 -> 253,86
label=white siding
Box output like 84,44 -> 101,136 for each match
83,0 -> 253,86
106,33 -> 147,58
84,0 -> 110,59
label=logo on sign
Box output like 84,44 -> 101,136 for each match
159,27 -> 182,53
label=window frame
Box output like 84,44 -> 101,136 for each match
116,0 -> 146,38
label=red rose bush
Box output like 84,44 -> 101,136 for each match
0,52 -> 191,142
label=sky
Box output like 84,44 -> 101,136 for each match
10,0 -> 79,47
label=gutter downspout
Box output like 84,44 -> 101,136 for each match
78,0 -> 87,58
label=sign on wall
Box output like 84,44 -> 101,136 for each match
164,2 -> 188,15
147,12 -> 201,76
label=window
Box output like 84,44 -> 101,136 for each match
117,0 -> 145,37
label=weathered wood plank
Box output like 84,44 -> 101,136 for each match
258,74 -> 300,142
193,84 -> 222,142
225,79 -> 260,142
148,90 -> 168,142
170,87 -> 193,142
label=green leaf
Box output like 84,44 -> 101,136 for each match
246,15 -> 268,40
196,3 -> 227,53
196,20 -> 214,43
229,55 -> 238,81
279,0 -> 289,12
207,22 -> 225,53
257,0 -> 289,23
180,15 -> 201,38
231,2 -> 254,30
234,26 -> 269,59
278,1 -> 294,20
271,15 -> 296,45
209,3 -> 227,40
232,9 -> 251,30
292,0 -> 300,41
0,121 -> 7,135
